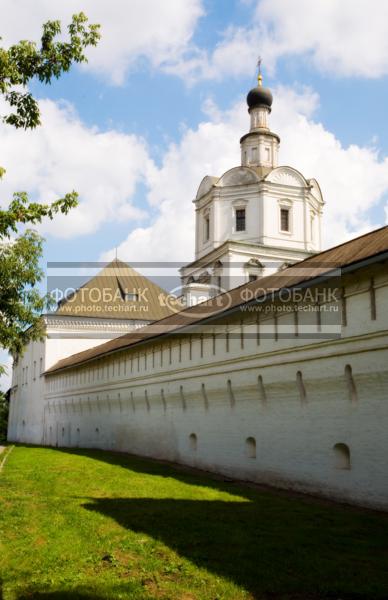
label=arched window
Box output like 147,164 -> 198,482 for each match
333,443 -> 351,470
245,437 -> 256,459
189,433 -> 197,451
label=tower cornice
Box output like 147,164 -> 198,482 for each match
240,130 -> 280,144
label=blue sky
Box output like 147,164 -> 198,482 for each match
2,0 -> 388,264
1,0 -> 388,386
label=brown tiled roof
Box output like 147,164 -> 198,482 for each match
55,258 -> 175,321
46,226 -> 388,375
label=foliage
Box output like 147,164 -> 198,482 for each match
0,390 -> 8,442
0,13 -> 100,130
1,446 -> 388,599
0,14 -> 100,359
0,190 -> 79,238
0,230 -> 50,355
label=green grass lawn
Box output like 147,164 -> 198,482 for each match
1,446 -> 388,600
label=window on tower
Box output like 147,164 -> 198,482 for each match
280,208 -> 290,232
236,209 -> 246,232
204,214 -> 210,241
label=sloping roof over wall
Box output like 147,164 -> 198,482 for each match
55,259 -> 175,321
46,226 -> 388,375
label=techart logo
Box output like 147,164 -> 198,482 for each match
159,284 -> 233,318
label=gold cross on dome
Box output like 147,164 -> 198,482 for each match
257,56 -> 263,86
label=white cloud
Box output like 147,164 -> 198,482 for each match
0,98 -> 152,238
0,0 -> 204,85
168,0 -> 388,83
255,0 -> 388,78
2,0 -> 387,85
3,0 -> 386,85
164,26 -> 258,83
104,85 -> 388,267
1,84 -> 385,261
102,101 -> 244,265
271,86 -> 388,243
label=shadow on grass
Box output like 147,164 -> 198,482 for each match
23,447 -> 388,599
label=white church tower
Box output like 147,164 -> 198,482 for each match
181,68 -> 324,305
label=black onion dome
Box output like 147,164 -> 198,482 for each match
247,85 -> 273,110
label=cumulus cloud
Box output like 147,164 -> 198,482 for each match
1,85 -> 386,258
168,0 -> 388,83
0,0 -> 204,85
272,86 -> 388,242
255,0 -> 388,78
0,98 -> 152,238
2,0 -> 386,85
101,101 -> 244,265
104,85 -> 388,267
164,25 -> 259,83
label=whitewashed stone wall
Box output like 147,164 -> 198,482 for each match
7,315 -> 150,443
14,264 -> 388,509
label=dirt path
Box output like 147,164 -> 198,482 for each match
0,445 -> 13,472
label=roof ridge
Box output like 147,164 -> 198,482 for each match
301,225 -> 388,262
175,225 -> 388,318
93,225 -> 388,329
54,256 -> 175,321
46,225 -> 388,374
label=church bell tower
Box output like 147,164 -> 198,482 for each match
240,66 -> 279,171
180,65 -> 325,306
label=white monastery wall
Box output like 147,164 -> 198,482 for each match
9,77 -> 385,511
8,339 -> 46,444
36,265 -> 388,510
8,316 -> 149,444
